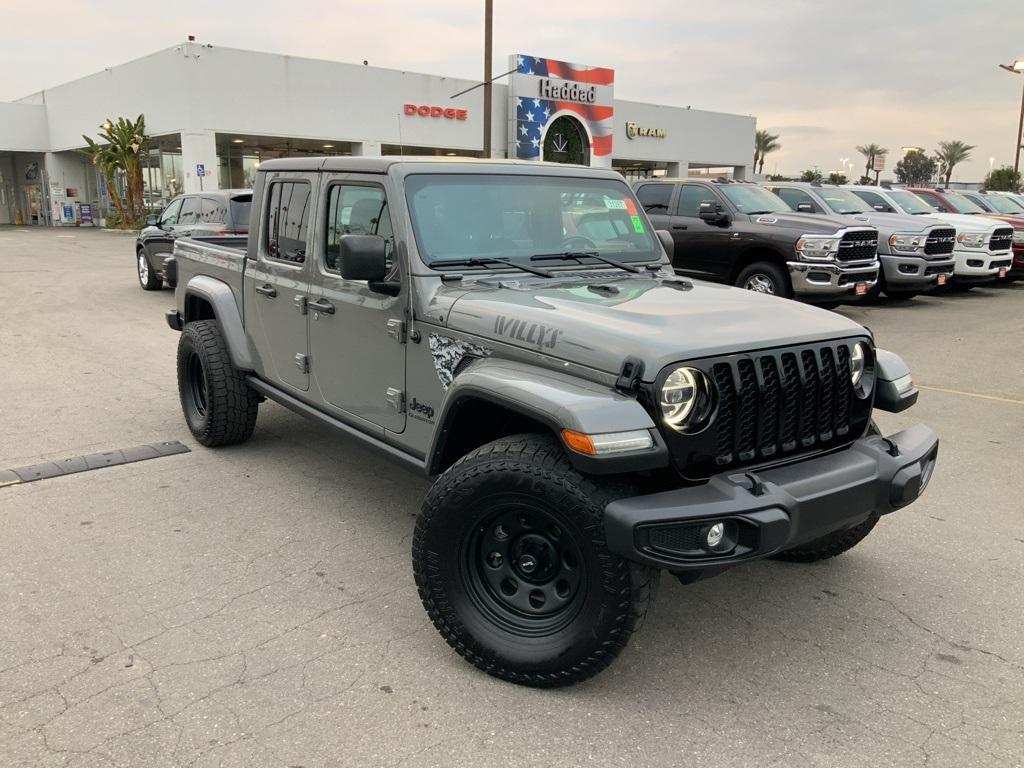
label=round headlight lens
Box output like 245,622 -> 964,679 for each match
660,367 -> 714,431
850,342 -> 867,386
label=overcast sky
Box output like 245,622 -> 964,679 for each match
4,0 -> 1023,181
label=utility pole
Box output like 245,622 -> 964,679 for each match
483,0 -> 493,159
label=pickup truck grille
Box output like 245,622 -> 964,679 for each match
836,230 -> 878,262
989,228 -> 1014,252
924,228 -> 956,256
655,341 -> 873,480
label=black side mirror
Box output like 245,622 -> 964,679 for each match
796,202 -> 815,213
146,213 -> 160,226
698,201 -> 728,224
339,234 -> 389,281
656,229 -> 674,257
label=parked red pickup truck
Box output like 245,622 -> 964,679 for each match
910,187 -> 1024,278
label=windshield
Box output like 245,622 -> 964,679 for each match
405,174 -> 660,265
887,190 -> 934,215
940,191 -> 986,214
817,188 -> 872,215
973,194 -> 1022,214
717,185 -> 790,214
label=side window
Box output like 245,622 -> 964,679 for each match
964,194 -> 991,212
159,198 -> 183,226
178,196 -> 200,225
200,197 -> 225,223
265,181 -> 312,263
914,191 -> 944,211
324,184 -> 394,274
676,184 -> 717,217
851,190 -> 890,212
775,188 -> 819,212
635,183 -> 672,213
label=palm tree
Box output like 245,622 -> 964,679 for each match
754,129 -> 781,175
856,143 -> 888,178
80,114 -> 148,224
934,140 -> 975,186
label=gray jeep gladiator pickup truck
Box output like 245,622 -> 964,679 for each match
166,157 -> 938,687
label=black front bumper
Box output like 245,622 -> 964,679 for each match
604,424 -> 938,573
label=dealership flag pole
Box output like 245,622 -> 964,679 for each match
483,0 -> 493,159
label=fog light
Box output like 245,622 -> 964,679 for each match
706,522 -> 725,548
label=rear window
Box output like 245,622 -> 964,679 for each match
229,195 -> 252,230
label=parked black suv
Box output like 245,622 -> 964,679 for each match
135,190 -> 252,290
632,179 -> 879,302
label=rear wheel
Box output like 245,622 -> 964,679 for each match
735,262 -> 792,298
177,320 -> 259,446
137,250 -> 162,290
413,434 -> 658,687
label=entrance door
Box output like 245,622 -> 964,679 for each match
244,175 -> 315,392
543,115 -> 590,165
24,185 -> 42,225
309,178 -> 407,433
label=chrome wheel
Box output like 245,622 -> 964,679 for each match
137,253 -> 149,285
744,273 -> 776,294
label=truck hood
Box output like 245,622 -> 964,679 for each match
977,212 -> 1024,230
834,211 -> 939,234
917,212 -> 1003,233
444,271 -> 867,379
738,211 -> 856,234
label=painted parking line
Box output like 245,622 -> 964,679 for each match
0,441 -> 190,488
917,384 -> 1024,406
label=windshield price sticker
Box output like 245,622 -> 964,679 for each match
624,198 -> 638,215
604,198 -> 628,210
630,214 -> 645,233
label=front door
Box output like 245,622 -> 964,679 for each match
309,178 -> 407,433
669,184 -> 735,281
244,174 -> 315,392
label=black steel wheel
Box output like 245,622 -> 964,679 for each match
413,434 -> 658,687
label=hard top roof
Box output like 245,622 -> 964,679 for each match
256,155 -> 624,179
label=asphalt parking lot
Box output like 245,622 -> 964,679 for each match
1,227 -> 1022,768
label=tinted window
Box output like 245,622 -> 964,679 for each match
199,197 -> 226,223
325,184 -> 394,273
159,197 -> 183,226
178,196 -> 201,225
228,195 -> 252,230
405,174 -> 659,265
265,182 -> 311,263
635,183 -> 673,213
850,190 -> 892,212
774,187 -> 819,212
677,184 -> 718,216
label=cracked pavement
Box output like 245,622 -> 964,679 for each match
1,227 -> 1022,767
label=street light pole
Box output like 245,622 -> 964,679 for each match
483,0 -> 493,159
998,59 -> 1024,179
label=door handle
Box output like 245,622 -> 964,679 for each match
307,298 -> 335,315
671,224 -> 688,230
255,284 -> 277,297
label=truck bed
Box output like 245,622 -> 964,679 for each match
173,235 -> 249,315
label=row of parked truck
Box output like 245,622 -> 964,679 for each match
633,179 -> 1023,303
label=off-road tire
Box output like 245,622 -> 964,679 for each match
413,433 -> 658,687
770,514 -> 880,563
177,320 -> 259,447
137,249 -> 162,290
735,261 -> 792,298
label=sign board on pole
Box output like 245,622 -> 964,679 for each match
872,155 -> 886,172
196,163 -> 205,177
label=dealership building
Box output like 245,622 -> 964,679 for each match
0,41 -> 755,226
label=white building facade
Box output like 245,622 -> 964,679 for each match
0,42 -> 755,226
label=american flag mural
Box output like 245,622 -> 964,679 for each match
512,54 -> 615,161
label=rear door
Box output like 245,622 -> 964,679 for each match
308,176 -> 407,433
141,196 -> 183,261
176,195 -> 202,236
244,175 -> 315,392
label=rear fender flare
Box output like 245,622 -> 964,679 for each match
182,275 -> 253,370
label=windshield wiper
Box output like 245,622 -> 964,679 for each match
434,256 -> 554,278
531,250 -> 647,274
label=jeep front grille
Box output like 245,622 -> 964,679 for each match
990,228 -> 1014,252
656,341 -> 873,480
924,228 -> 956,256
836,231 -> 878,262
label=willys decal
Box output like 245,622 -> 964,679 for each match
493,316 -> 561,349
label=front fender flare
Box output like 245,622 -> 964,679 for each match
183,275 -> 254,370
426,357 -> 669,476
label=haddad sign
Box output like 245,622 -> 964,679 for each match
626,121 -> 666,139
538,78 -> 596,104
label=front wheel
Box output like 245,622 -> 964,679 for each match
413,434 -> 658,687
137,250 -> 162,290
735,262 -> 792,298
